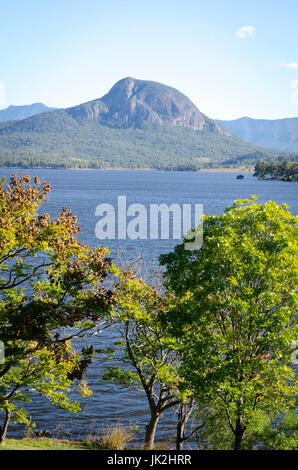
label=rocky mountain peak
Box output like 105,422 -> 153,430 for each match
67,77 -> 230,135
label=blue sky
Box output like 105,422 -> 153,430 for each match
1,0 -> 298,119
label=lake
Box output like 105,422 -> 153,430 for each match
0,169 -> 297,444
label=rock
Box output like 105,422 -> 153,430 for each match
67,77 -> 230,135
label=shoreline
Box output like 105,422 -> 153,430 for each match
0,166 -> 254,173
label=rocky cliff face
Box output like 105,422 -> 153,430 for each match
101,77 -> 207,130
66,77 -> 230,135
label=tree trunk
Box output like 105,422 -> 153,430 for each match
176,400 -> 195,450
233,417 -> 245,451
176,423 -> 186,450
144,413 -> 160,449
176,405 -> 186,450
0,408 -> 11,445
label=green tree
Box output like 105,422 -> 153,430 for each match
160,196 -> 298,450
193,399 -> 297,450
102,273 -> 194,449
0,341 -> 89,444
254,161 -> 267,179
254,160 -> 298,181
0,174 -> 118,443
242,409 -> 298,450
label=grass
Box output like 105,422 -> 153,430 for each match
0,436 -> 175,451
0,425 -> 134,450
0,437 -> 96,450
99,424 -> 133,450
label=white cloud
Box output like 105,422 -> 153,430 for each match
235,25 -> 256,39
280,62 -> 298,69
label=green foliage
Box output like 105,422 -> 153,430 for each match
0,175 -> 296,449
0,344 -> 82,431
0,109 -> 288,169
244,410 -> 298,450
0,173 -> 118,441
103,275 -> 183,396
254,160 -> 298,181
101,273 -> 192,448
160,197 -> 298,449
0,437 -> 97,450
194,403 -> 298,450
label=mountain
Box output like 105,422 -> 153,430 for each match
0,78 -> 289,169
217,116 -> 298,152
0,103 -> 56,123
0,120 -> 15,130
68,77 -> 230,135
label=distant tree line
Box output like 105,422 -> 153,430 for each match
254,161 -> 298,181
0,113 -> 292,170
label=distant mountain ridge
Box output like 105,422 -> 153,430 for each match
0,78 -> 292,169
217,116 -> 298,152
0,103 -> 56,123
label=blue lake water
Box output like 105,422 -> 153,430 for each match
0,169 -> 297,444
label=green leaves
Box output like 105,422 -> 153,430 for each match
0,174 -> 118,436
103,367 -> 140,388
0,345 -> 82,429
160,197 -> 298,448
254,160 -> 298,181
102,273 -> 191,431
